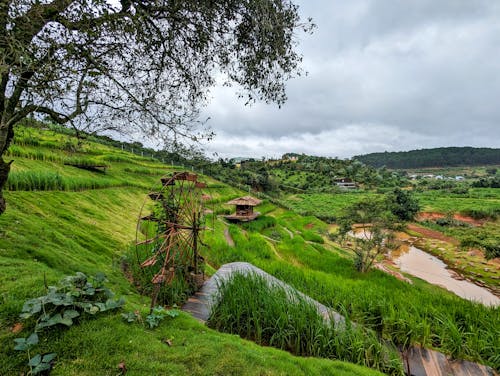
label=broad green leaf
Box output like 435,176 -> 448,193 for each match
166,310 -> 180,318
28,354 -> 42,367
42,353 -> 57,363
13,338 -> 28,351
95,302 -> 106,311
32,362 -> 51,374
63,310 -> 80,319
21,299 -> 41,315
26,332 -> 39,346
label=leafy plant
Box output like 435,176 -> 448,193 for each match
20,272 -> 125,331
14,332 -> 57,375
14,272 -> 124,374
145,306 -> 180,329
121,306 -> 180,329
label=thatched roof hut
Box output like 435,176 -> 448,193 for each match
225,196 -> 262,222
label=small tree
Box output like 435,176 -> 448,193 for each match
385,188 -> 420,221
337,199 -> 398,273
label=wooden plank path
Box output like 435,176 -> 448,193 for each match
182,262 -> 496,376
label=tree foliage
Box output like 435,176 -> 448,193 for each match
0,0 -> 313,213
336,199 -> 398,273
385,188 -> 420,221
354,147 -> 500,169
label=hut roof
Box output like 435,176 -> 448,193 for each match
226,196 -> 262,206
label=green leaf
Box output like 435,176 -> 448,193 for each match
26,332 -> 39,346
42,353 -> 57,363
37,313 -> 73,328
166,309 -> 180,318
32,362 -> 51,374
95,302 -> 106,311
63,309 -> 80,319
105,297 -> 125,310
21,299 -> 41,315
13,338 -> 28,351
28,354 -> 42,367
89,305 -> 99,315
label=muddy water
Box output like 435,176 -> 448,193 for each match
349,229 -> 500,306
393,245 -> 500,306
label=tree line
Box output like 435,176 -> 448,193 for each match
354,147 -> 500,169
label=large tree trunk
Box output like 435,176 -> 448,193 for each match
0,157 -> 12,214
0,122 -> 14,215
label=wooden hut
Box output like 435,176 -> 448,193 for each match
225,196 -> 262,222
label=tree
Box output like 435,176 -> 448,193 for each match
385,188 -> 420,221
336,199 -> 398,273
0,0 -> 314,214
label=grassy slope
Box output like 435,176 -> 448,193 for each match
0,127 -> 379,375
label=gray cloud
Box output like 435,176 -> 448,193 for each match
201,0 -> 500,158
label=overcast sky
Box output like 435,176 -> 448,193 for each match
200,0 -> 500,159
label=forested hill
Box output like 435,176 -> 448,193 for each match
354,147 -> 500,169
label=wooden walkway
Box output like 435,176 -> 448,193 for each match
182,262 -> 496,376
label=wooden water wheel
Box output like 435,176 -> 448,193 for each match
135,171 -> 206,310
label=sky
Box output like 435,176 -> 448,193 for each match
200,0 -> 500,159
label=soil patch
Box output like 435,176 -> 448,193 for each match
407,223 -> 459,245
417,212 -> 485,226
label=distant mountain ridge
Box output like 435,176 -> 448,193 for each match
354,147 -> 500,169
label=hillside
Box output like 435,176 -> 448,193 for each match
354,147 -> 500,169
1,125 -> 499,375
0,125 -> 387,375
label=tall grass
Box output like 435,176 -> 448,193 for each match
5,145 -> 62,163
241,215 -> 277,232
264,261 -> 500,370
123,167 -> 166,175
64,157 -> 108,168
102,154 -> 135,163
7,171 -> 136,191
208,273 -> 404,375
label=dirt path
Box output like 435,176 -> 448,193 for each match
261,236 -> 283,259
281,226 -> 294,239
407,223 -> 459,245
217,217 -> 235,247
223,228 -> 235,247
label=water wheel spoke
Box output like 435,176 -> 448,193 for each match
135,171 -> 206,311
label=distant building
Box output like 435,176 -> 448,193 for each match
335,178 -> 358,190
225,196 -> 262,222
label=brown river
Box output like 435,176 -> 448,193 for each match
350,229 -> 500,306
393,244 -> 499,306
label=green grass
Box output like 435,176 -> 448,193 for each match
416,189 -> 500,216
283,192 -> 376,221
208,273 -> 403,375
